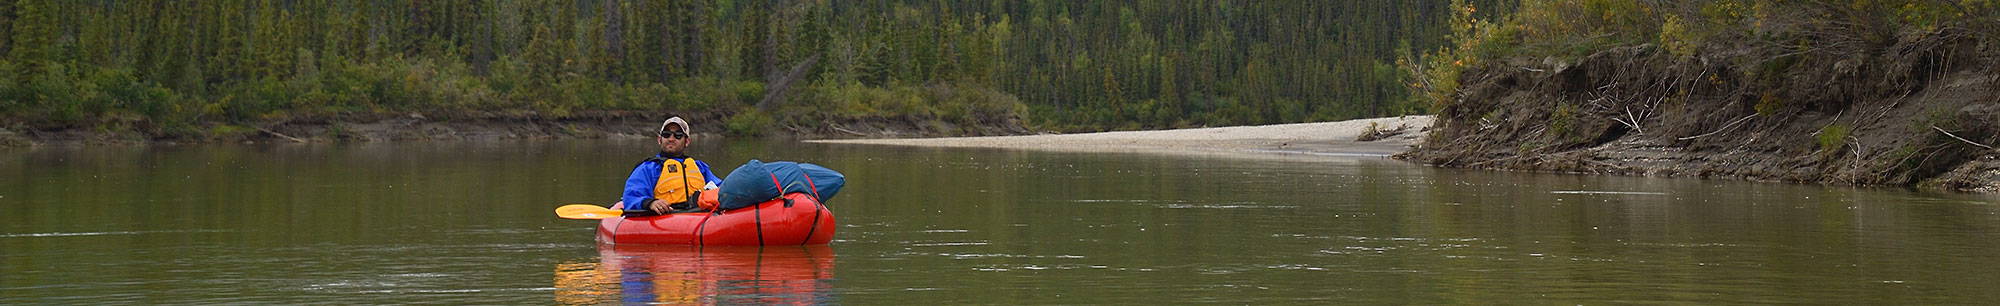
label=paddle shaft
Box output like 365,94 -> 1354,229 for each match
621,208 -> 660,217
556,204 -> 663,219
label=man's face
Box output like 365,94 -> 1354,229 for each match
657,126 -> 689,154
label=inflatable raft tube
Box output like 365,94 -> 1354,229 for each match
598,193 -> 835,245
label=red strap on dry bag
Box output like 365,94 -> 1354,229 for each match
803,174 -> 820,200
768,172 -> 783,198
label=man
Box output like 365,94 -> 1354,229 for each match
620,116 -> 722,214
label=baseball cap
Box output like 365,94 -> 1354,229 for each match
659,117 -> 690,134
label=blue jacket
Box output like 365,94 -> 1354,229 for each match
620,153 -> 721,210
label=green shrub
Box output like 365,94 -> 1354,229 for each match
90,67 -> 182,127
1755,90 -> 1784,116
485,56 -> 528,103
1659,14 -> 1699,57
1817,124 -> 1850,152
1887,0 -> 1992,33
0,61 -> 18,114
208,124 -> 257,141
1206,97 -> 1251,127
1699,1 -> 1750,28
1407,0 -> 1522,115
724,80 -> 766,108
963,86 -> 1024,121
1550,102 -> 1579,137
726,109 -> 773,136
810,83 -> 892,117
30,63 -> 85,123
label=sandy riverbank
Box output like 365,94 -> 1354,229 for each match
809,116 -> 1433,157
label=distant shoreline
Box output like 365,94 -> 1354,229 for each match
0,110 -> 1029,147
808,116 -> 1433,158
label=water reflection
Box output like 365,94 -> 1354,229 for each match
555,244 -> 836,305
8,139 -> 2000,304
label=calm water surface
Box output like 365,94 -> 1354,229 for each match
4,138 -> 2000,304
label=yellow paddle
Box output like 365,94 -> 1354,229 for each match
555,204 -> 650,220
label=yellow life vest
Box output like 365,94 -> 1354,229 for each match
654,158 -> 708,205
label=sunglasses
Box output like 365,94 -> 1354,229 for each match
659,131 -> 688,139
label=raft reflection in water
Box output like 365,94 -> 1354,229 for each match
554,244 -> 836,305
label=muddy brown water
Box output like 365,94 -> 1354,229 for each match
4,139 -> 1999,304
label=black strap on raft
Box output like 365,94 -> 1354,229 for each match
755,171 -> 786,246
754,199 -> 764,246
693,211 -> 715,246
789,172 -> 827,244
800,201 -> 825,245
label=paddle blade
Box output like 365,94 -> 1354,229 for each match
556,204 -> 624,220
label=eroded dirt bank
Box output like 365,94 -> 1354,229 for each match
1397,31 -> 2000,192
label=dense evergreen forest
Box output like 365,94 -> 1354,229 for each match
0,0 -> 1512,138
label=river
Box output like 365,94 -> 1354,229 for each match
4,138 -> 1999,304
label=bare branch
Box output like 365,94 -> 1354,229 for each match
256,127 -> 306,143
756,54 -> 823,112
1931,125 -> 1995,150
1678,114 -> 1757,141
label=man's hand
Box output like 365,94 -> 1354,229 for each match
647,199 -> 672,214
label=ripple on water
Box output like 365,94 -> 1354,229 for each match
1160,203 -> 1297,209
972,263 -> 1140,272
907,241 -> 990,247
1068,199 -> 1292,209
1549,190 -> 1669,195
920,252 -> 1085,260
